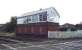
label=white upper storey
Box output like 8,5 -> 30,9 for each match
17,7 -> 60,24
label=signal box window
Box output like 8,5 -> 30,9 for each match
39,11 -> 47,21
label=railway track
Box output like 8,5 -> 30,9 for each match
0,36 -> 23,44
0,36 -> 82,44
0,36 -> 48,44
0,36 -> 82,50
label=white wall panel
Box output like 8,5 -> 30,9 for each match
17,18 -> 24,24
47,8 -> 59,23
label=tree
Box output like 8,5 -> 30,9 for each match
9,16 -> 17,32
5,16 -> 16,32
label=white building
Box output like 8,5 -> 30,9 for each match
17,7 -> 60,24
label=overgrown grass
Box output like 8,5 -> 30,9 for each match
0,32 -> 15,37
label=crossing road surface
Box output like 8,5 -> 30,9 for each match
16,40 -> 82,50
0,38 -> 82,50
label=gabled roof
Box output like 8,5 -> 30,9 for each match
17,7 -> 60,19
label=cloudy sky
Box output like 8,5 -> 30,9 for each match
0,0 -> 82,25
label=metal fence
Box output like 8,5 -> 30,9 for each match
48,30 -> 82,38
